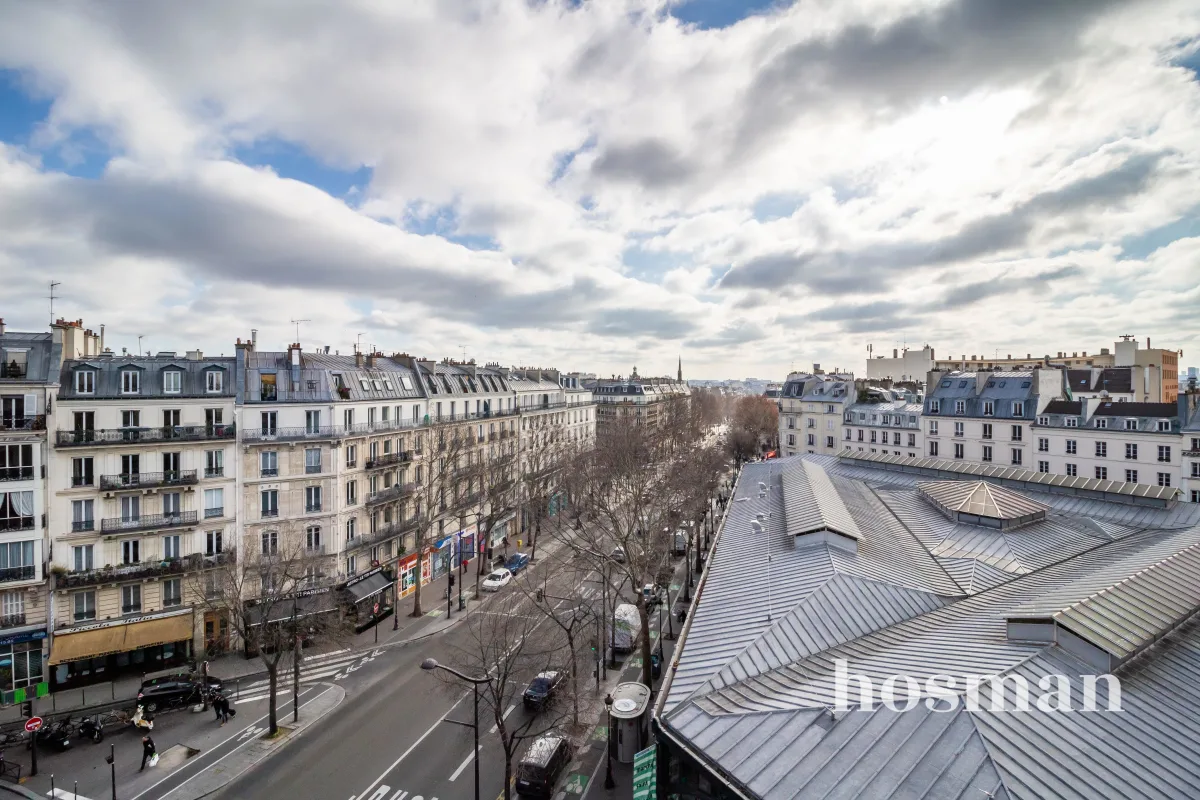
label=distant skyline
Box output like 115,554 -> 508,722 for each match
0,1 -> 1198,379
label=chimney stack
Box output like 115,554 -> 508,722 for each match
355,351 -> 364,368
0,318 -> 5,335
1147,337 -> 1151,349
893,348 -> 898,358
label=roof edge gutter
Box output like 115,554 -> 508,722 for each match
653,713 -> 757,800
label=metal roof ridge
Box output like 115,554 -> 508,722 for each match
1054,538 -> 1200,622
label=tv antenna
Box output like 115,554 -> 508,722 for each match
137,335 -> 144,356
356,333 -> 365,354
290,319 -> 310,343
459,344 -> 467,362
48,281 -> 61,324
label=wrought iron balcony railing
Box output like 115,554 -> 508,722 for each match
54,551 -> 233,590
0,467 -> 34,482
56,425 -> 236,447
365,482 -> 417,507
0,566 -> 36,583
364,451 -> 413,470
100,470 -> 199,491
0,415 -> 46,432
100,511 -> 199,534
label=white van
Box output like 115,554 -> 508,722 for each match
611,603 -> 641,653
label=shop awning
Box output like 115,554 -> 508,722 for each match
247,591 -> 337,627
50,613 -> 193,665
345,572 -> 391,603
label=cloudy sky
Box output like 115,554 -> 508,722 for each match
1,0 -> 1198,380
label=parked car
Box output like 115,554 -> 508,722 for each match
505,552 -> 531,575
611,603 -> 641,653
515,734 -> 573,798
523,670 -> 564,711
671,529 -> 687,557
609,545 -> 626,563
481,568 -> 513,592
643,583 -> 662,609
137,673 -> 223,712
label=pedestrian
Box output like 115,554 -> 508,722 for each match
215,692 -> 230,725
140,735 -> 156,771
213,689 -> 223,722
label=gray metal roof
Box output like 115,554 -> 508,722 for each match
917,480 -> 1048,526
660,454 -> 1200,800
782,460 -> 861,540
59,354 -> 234,399
0,331 -> 60,384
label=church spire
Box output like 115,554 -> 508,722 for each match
677,355 -> 682,383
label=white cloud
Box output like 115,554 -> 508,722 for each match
0,0 -> 1198,378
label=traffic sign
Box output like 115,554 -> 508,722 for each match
373,602 -> 380,616
24,716 -> 42,732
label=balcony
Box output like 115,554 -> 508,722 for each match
100,470 -> 199,491
54,551 -> 233,590
204,506 -> 224,519
261,509 -> 279,518
71,520 -> 95,533
260,468 -> 279,478
0,566 -> 35,583
347,517 -> 419,551
0,467 -> 34,483
242,426 -> 338,442
0,613 -> 26,628
365,482 -> 417,507
100,511 -> 199,534
305,464 -> 323,474
0,518 -> 34,533
0,415 -> 45,432
305,504 -> 323,513
56,424 -> 236,447
364,451 -> 413,470
204,468 -> 225,479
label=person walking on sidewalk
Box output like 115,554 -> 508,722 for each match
140,735 -> 157,771
214,692 -> 230,725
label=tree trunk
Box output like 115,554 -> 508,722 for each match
266,662 -> 278,735
411,548 -> 424,617
530,510 -> 540,562
567,630 -> 580,727
638,596 -> 653,688
503,754 -> 513,800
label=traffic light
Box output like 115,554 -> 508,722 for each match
448,573 -> 455,588
20,700 -> 32,717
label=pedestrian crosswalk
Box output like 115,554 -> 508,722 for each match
234,647 -> 384,704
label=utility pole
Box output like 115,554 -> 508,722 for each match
292,594 -> 300,723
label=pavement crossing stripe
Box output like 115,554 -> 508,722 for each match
50,790 -> 97,800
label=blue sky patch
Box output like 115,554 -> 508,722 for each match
233,138 -> 371,200
1120,210 -> 1200,260
752,192 -> 804,221
621,243 -> 692,280
0,69 -> 51,146
670,0 -> 784,30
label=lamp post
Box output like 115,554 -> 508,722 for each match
604,693 -> 615,789
106,743 -> 116,800
421,658 -> 484,800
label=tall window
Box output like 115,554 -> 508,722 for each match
305,410 -> 321,434
1038,461 -> 1050,474
1158,445 -> 1172,463
1011,402 -> 1024,417
1011,449 -> 1022,466
73,591 -> 96,621
121,539 -> 140,565
206,530 -> 223,555
261,489 -> 278,517
954,443 -> 964,459
1066,440 -> 1077,455
954,400 -> 965,415
120,494 -> 140,522
305,447 -> 322,474
982,445 -> 993,463
928,421 -> 938,436
346,517 -> 357,541
71,456 -> 94,487
1095,441 -> 1108,458
75,370 -> 95,394
261,411 -> 277,436
162,535 -> 181,559
121,584 -> 142,614
1066,463 -> 1077,477
121,410 -> 141,429
306,486 -> 322,512
1038,438 -> 1049,452
346,480 -> 358,505
163,371 -> 181,394
1126,443 -> 1138,460
260,451 -> 278,477
306,525 -> 321,551
206,370 -> 223,393
205,449 -> 223,478
71,499 -> 94,532
1125,469 -> 1138,484
954,422 -> 964,437
120,370 -> 140,394
928,441 -> 939,457
1010,425 -> 1022,441
261,530 -> 278,555
1158,472 -> 1172,487
1095,466 -> 1108,480
204,488 -> 224,518
346,444 -> 357,468
163,578 -> 182,607
0,444 -> 33,482
982,401 -> 994,416
72,544 -> 94,572
0,542 -> 34,578
162,492 -> 181,517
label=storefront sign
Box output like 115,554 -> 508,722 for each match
633,745 -> 657,800
56,607 -> 191,635
344,566 -> 383,588
0,629 -> 46,647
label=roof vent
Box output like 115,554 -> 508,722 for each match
918,480 -> 1047,530
156,351 -> 176,358
781,461 -> 860,553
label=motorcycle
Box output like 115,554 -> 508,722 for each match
78,715 -> 105,743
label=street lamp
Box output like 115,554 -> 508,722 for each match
421,658 -> 486,800
604,693 -> 615,789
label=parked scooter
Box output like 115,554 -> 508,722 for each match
78,715 -> 105,743
31,719 -> 73,752
131,704 -> 154,731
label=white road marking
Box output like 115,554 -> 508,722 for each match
389,791 -> 408,800
132,685 -> 327,800
49,790 -> 97,800
351,691 -> 470,800
486,703 -> 516,735
448,745 -> 480,782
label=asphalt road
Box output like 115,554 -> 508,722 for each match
214,548 -> 614,800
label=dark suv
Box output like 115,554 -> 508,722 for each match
522,670 -> 564,711
138,674 -> 223,712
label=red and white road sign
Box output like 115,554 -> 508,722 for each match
24,716 -> 42,732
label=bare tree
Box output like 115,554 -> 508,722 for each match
409,424 -> 473,616
463,427 -> 520,597
731,394 -> 779,454
188,537 -> 350,735
443,592 -> 579,800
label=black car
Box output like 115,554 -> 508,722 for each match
515,734 -> 572,798
522,671 -> 564,711
138,674 -> 223,712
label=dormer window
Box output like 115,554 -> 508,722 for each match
120,370 -> 140,394
929,400 -> 941,414
360,379 -> 370,391
954,400 -> 966,415
1065,417 -> 1078,428
1095,418 -> 1108,429
75,370 -> 96,394
206,370 -> 223,393
1011,402 -> 1024,417
940,380 -> 951,388
1157,420 -> 1171,432
1124,418 -> 1138,431
1037,415 -> 1049,425
163,370 -> 182,394
384,380 -> 394,391
982,401 -> 995,416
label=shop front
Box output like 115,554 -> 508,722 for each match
431,536 -> 453,580
458,531 -> 476,568
243,587 -> 339,657
339,567 -> 393,632
0,628 -> 47,703
50,609 -> 194,690
486,514 -> 514,564
399,552 -> 420,598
